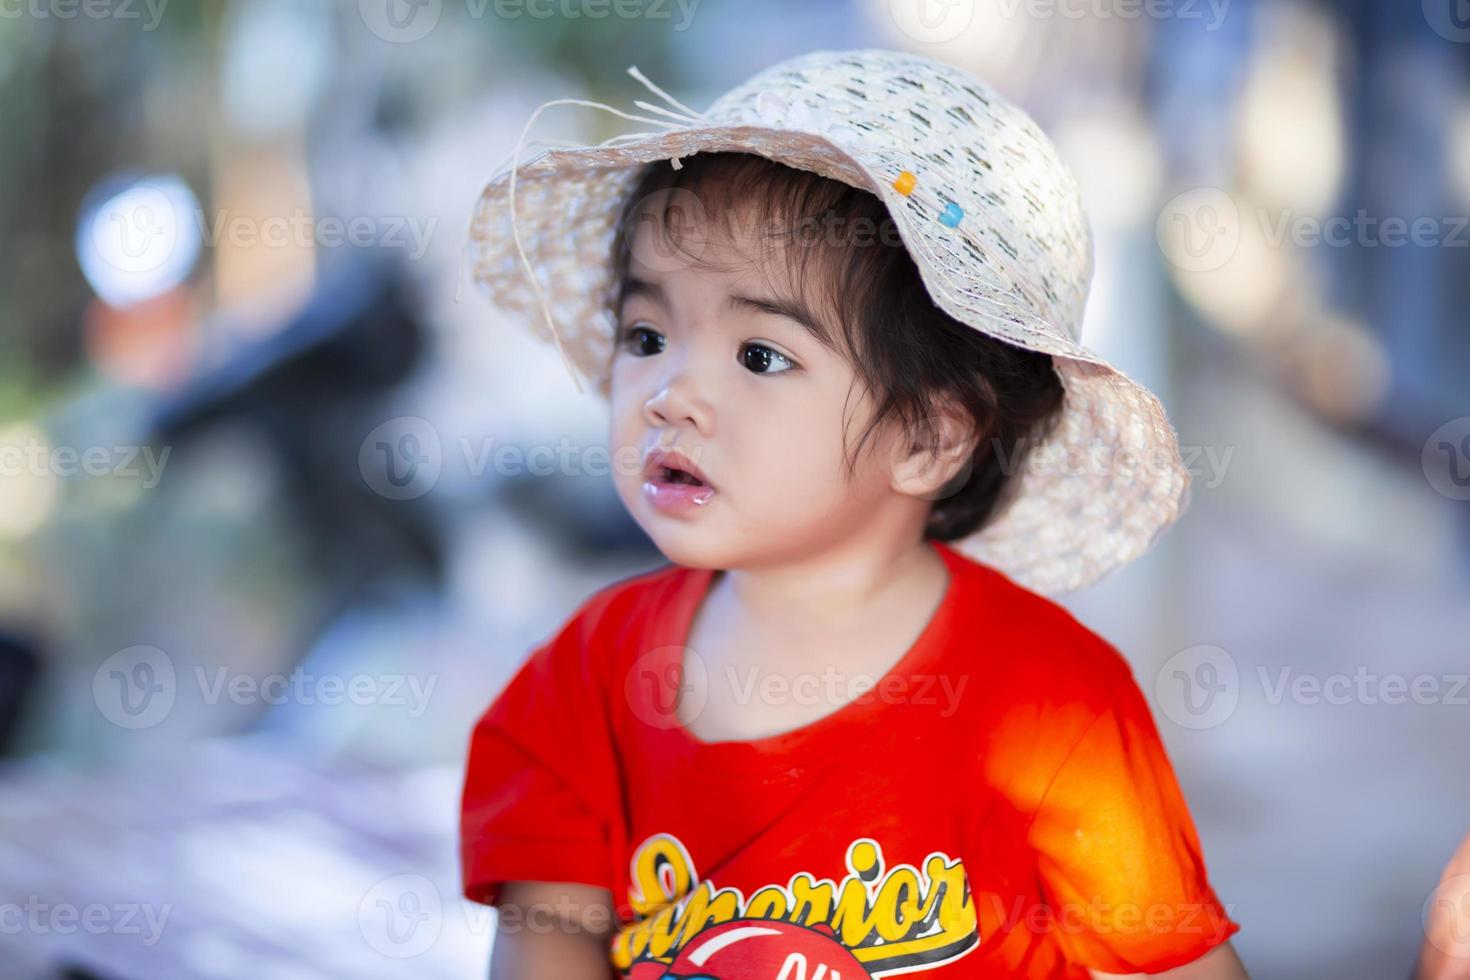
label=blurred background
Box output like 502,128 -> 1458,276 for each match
1,0 -> 1467,977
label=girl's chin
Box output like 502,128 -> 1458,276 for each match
632,519 -> 746,570
642,531 -> 726,569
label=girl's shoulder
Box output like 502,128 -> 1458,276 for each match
528,559 -> 696,683
483,560 -> 690,727
945,552 -> 1138,712
562,558 -> 692,637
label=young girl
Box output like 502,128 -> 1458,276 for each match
459,49 -> 1247,979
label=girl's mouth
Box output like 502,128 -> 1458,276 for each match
643,468 -> 716,514
660,467 -> 705,486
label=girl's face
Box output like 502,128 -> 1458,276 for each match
608,201 -> 920,571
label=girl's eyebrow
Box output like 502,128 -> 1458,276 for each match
618,275 -> 667,310
619,275 -> 836,352
724,292 -> 836,351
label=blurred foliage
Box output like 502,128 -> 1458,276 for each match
0,0 -> 689,419
0,0 -> 218,412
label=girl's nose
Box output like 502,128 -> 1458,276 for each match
644,369 -> 712,433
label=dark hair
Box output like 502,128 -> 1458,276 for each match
606,151 -> 1066,542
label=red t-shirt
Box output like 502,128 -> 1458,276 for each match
460,538 -> 1240,978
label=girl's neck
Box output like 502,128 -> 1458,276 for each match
705,538 -> 946,639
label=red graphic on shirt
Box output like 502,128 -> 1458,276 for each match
614,834 -> 977,978
626,919 -> 871,980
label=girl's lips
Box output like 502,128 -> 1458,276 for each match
642,476 -> 717,515
644,448 -> 714,489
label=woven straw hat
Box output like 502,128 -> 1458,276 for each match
465,48 -> 1190,595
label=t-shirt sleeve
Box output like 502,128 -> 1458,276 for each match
459,597 -> 623,907
1025,666 -> 1241,974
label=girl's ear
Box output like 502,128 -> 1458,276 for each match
889,396 -> 983,503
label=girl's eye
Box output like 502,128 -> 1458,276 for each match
618,323 -> 665,357
618,323 -> 796,376
740,342 -> 797,375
